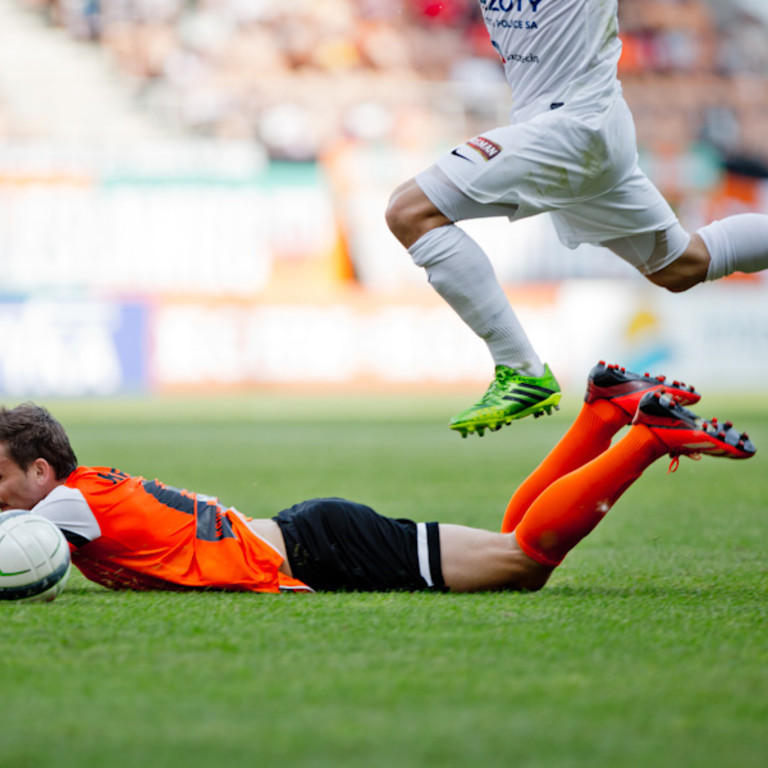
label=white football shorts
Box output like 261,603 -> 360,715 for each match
417,97 -> 690,276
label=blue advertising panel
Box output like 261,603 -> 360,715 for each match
0,297 -> 149,397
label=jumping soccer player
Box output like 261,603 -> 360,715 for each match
386,0 -> 768,437
0,363 -> 755,594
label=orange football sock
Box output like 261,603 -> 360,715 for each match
513,424 -> 666,567
501,399 -> 631,533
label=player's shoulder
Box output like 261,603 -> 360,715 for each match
66,466 -> 141,492
35,480 -> 101,546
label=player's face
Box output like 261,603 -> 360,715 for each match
0,443 -> 53,511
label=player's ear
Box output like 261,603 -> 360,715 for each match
29,457 -> 57,487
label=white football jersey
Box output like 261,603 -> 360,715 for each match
477,0 -> 623,118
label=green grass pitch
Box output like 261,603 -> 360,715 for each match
2,393 -> 767,768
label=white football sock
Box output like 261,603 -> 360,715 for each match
408,224 -> 544,376
698,213 -> 768,281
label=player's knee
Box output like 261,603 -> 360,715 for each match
386,180 -> 451,249
505,537 -> 555,592
648,271 -> 698,293
385,180 -> 430,243
385,186 -> 410,242
510,566 -> 553,592
646,237 -> 710,293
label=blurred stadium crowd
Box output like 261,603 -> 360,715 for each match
6,0 -> 768,169
11,0 -> 494,157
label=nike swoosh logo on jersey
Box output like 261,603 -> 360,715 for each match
451,149 -> 475,163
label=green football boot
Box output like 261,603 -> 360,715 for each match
450,363 -> 561,437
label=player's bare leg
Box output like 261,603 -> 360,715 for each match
645,233 -> 711,292
437,524 -> 554,593
646,214 -> 768,292
386,179 -> 450,249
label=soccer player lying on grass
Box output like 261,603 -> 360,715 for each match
0,363 -> 755,594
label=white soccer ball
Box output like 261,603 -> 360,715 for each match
0,510 -> 71,603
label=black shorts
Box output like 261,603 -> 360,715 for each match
273,498 -> 445,592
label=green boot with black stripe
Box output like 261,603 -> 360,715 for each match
449,364 -> 561,438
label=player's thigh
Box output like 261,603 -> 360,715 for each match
553,166 -> 689,274
274,498 -> 445,592
438,524 -> 552,592
599,223 -> 692,278
429,106 -> 632,215
415,165 -> 522,223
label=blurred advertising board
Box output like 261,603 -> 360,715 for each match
148,281 -> 768,395
0,297 -> 148,397
0,279 -> 766,397
0,144 -> 341,296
